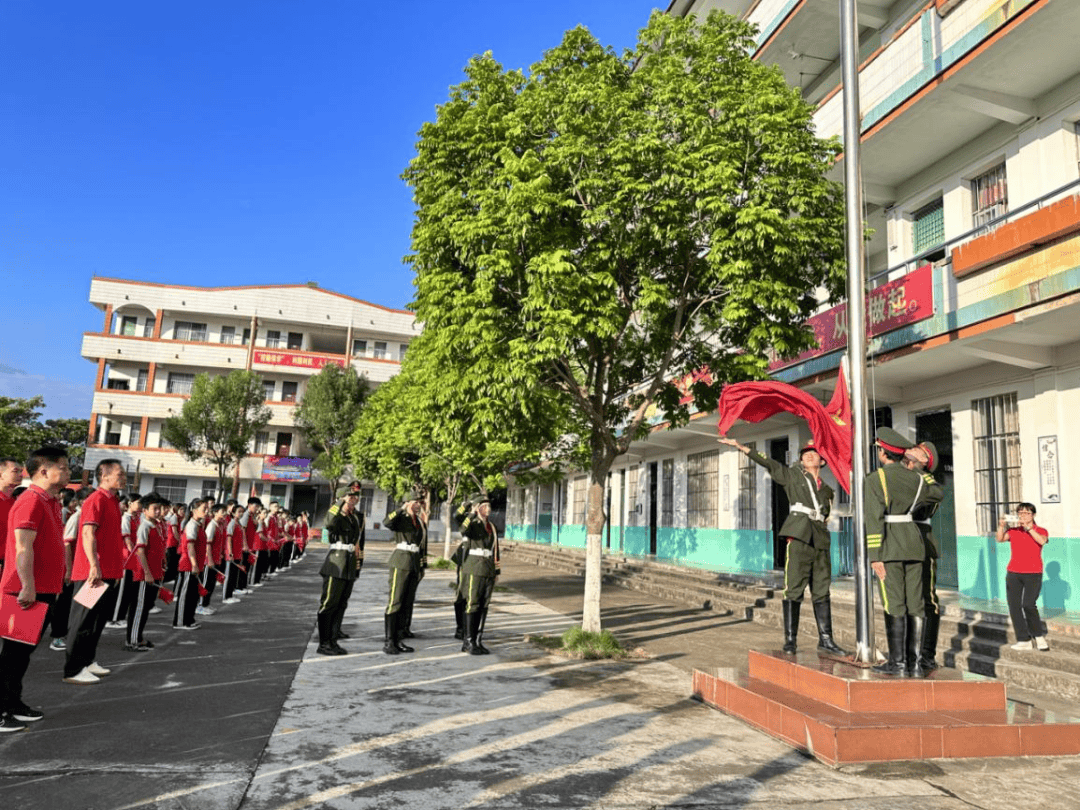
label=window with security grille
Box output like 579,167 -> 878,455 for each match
128,421 -> 141,448
254,431 -> 270,454
265,330 -> 281,348
972,392 -> 1021,534
360,487 -> 374,517
660,459 -> 674,527
136,369 -> 148,392
374,341 -> 388,359
626,466 -> 640,525
220,326 -> 237,344
972,164 -> 1007,227
737,441 -> 757,530
154,477 -> 188,504
166,372 -> 194,395
572,476 -> 587,524
174,321 -> 208,342
201,480 -> 218,499
912,197 -> 944,254
687,449 -> 719,528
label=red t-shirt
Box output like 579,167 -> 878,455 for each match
74,488 -> 125,581
207,517 -> 227,565
1,485 -> 66,595
0,490 -> 13,564
1006,524 -> 1048,573
227,518 -> 244,560
178,518 -> 208,572
166,514 -> 180,549
132,517 -> 166,582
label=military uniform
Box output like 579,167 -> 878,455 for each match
865,427 -> 945,676
400,513 -> 429,638
458,506 -> 499,655
911,441 -> 943,670
450,502 -> 472,640
383,506 -> 423,654
315,506 -> 364,655
747,447 -> 845,655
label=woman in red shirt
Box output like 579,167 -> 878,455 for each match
996,502 -> 1050,651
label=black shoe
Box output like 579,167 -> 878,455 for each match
0,713 -> 27,733
9,702 -> 43,723
334,632 -> 351,640
812,599 -> 850,656
454,627 -> 464,640
317,643 -> 344,656
330,642 -> 349,655
400,628 -> 415,639
781,600 -> 800,655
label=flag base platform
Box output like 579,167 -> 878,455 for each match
693,649 -> 1080,766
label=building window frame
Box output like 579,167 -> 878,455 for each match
220,325 -> 237,345
687,449 -> 719,529
174,321 -> 208,342
166,372 -> 195,396
660,459 -> 674,528
912,196 -> 945,255
154,477 -> 188,504
972,392 -> 1022,535
572,476 -> 588,524
972,162 -> 1008,228
281,380 -> 298,403
737,441 -> 757,530
265,329 -> 282,349
373,341 -> 388,359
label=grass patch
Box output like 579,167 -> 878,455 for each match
525,626 -> 633,660
429,557 -> 453,570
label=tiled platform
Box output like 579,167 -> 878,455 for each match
693,650 -> 1080,766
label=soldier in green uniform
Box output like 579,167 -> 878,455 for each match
865,428 -> 945,676
315,489 -> 364,656
383,499 -> 424,655
720,437 -> 847,656
906,441 -> 943,672
459,498 -> 499,655
400,498 -> 429,639
450,500 -> 473,641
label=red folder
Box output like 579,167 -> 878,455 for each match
1,594 -> 49,645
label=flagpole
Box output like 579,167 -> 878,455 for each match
840,0 -> 874,664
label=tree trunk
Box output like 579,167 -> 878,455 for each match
581,460 -> 612,634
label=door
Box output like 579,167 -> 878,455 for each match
648,461 -> 659,556
769,437 -> 790,570
916,409 -> 956,588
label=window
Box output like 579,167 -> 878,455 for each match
352,339 -> 367,356
276,432 -> 293,456
972,392 -> 1022,534
120,315 -> 138,336
737,441 -> 757,530
174,321 -> 208,342
220,326 -> 237,345
158,432 -> 173,449
106,378 -> 129,390
359,487 -> 374,516
254,431 -> 270,454
912,197 -> 945,255
270,484 -> 287,503
660,459 -> 674,527
626,466 -> 640,525
281,381 -> 298,402
572,476 -> 588,524
263,379 -> 275,401
128,421 -> 142,448
166,372 -> 194,395
143,317 -> 154,337
242,327 -> 251,346
398,344 -> 408,361
972,163 -> 1007,227
287,332 -> 303,350
374,341 -> 387,359
687,449 -> 719,528
136,369 -> 148,392
104,420 -> 121,445
201,480 -> 218,499
154,477 -> 188,504
266,330 -> 281,348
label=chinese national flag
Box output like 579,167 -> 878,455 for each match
717,362 -> 853,492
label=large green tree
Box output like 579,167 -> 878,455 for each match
403,11 -> 846,631
292,362 -> 369,499
161,370 -> 271,498
0,396 -> 88,474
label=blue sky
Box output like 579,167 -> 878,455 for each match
0,1 -> 662,419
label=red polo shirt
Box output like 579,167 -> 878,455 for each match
2,485 -> 66,595
74,487 -> 125,581
1006,524 -> 1049,574
178,518 -> 208,573
131,517 -> 166,582
0,489 -> 13,565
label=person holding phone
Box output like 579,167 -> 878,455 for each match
996,502 -> 1050,651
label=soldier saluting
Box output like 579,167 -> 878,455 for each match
315,489 -> 364,656
383,499 -> 424,655
720,437 -> 847,656
458,498 -> 499,655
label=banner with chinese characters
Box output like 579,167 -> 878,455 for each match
768,264 -> 934,371
261,457 -> 312,482
253,350 -> 345,371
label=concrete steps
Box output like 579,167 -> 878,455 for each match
502,540 -> 1080,702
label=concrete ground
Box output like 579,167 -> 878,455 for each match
2,543 -> 1078,809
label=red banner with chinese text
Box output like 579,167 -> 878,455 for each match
252,350 -> 345,370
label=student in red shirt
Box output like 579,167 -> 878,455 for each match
174,498 -> 210,629
198,503 -> 228,615
123,493 -> 167,651
163,503 -> 184,584
0,458 -> 27,580
108,493 -> 143,629
0,447 -> 70,731
222,504 -> 245,604
996,501 -> 1051,651
64,459 -> 127,685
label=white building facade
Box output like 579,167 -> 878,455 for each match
507,0 -> 1080,614
82,276 -> 417,523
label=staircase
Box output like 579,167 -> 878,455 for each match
502,540 -> 1080,702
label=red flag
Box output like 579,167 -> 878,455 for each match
717,368 -> 853,493
158,588 -> 175,605
197,583 -> 209,598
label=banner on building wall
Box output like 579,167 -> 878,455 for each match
768,263 -> 935,371
261,457 -> 312,482
253,350 -> 344,370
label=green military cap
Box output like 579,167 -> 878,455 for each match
875,427 -> 913,453
918,441 -> 939,473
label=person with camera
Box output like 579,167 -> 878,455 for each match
996,502 -> 1050,651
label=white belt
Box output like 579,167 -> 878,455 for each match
790,504 -> 824,522
885,515 -> 914,523
396,543 -> 420,553
328,542 -> 354,551
469,549 -> 493,558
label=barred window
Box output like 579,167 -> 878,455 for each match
154,477 -> 188,504
174,321 -> 208,342
687,450 -> 719,528
572,476 -> 587,524
973,393 -> 1022,534
128,421 -> 142,448
972,163 -> 1007,227
359,487 -> 374,516
660,459 -> 674,527
265,330 -> 281,348
220,326 -> 237,345
737,441 -> 757,530
626,466 -> 640,525
912,197 -> 944,254
201,480 -> 218,499
166,372 -> 194,395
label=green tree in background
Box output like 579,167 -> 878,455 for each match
0,396 -> 89,474
292,362 -> 369,500
403,11 -> 846,631
161,371 -> 271,499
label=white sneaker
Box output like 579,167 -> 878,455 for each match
1034,636 -> 1050,651
202,606 -> 216,615
63,667 -> 101,685
104,620 -> 125,630
1010,640 -> 1033,650
148,606 -> 162,614
87,662 -> 112,676
177,622 -> 201,631
235,589 -> 249,595
224,598 -> 241,604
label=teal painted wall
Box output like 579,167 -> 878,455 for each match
654,527 -> 774,575
958,534 -> 1080,617
622,526 -> 650,556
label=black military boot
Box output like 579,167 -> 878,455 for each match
872,613 -> 908,676
473,609 -> 490,655
383,614 -> 399,655
906,615 -> 926,678
316,613 -> 341,656
464,612 -> 483,655
919,609 -> 941,671
782,600 -> 800,654
812,598 -> 849,656
453,599 -> 465,640
393,612 -> 414,653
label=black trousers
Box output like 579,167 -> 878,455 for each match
65,580 -> 119,677
386,567 -> 419,615
173,571 -> 200,627
254,550 -> 270,584
1006,571 -> 1043,641
163,547 -> 180,583
279,542 -> 293,568
48,581 -> 74,640
0,594 -> 55,712
223,561 -> 239,600
199,565 -> 218,607
126,580 -> 159,646
462,572 -> 494,615
112,570 -> 134,623
317,577 -> 353,644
